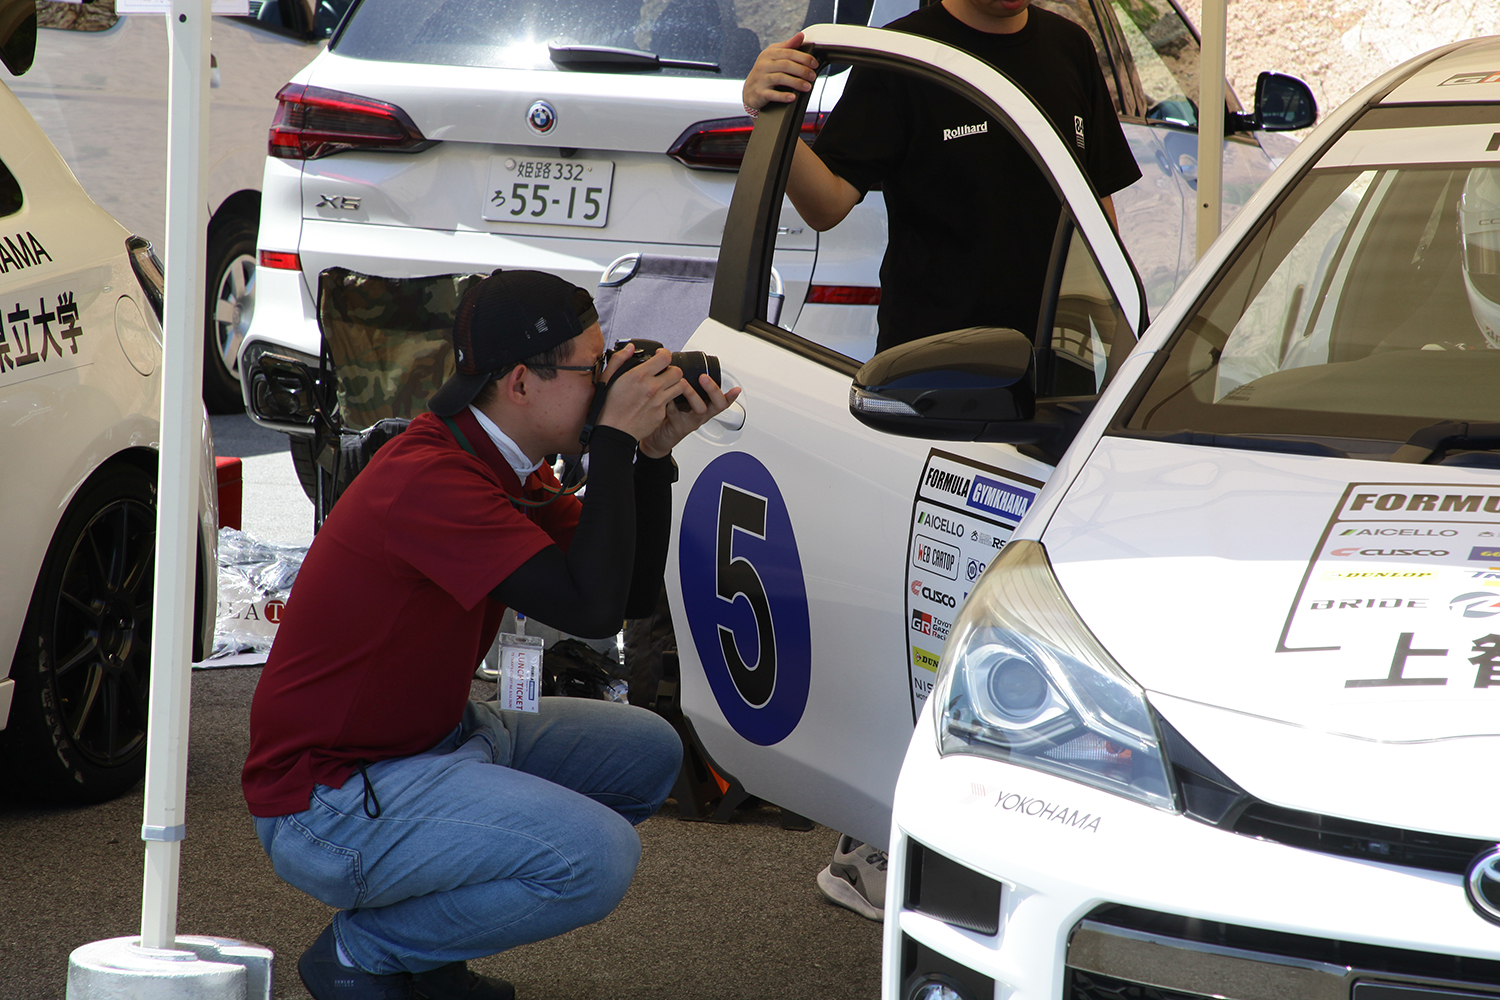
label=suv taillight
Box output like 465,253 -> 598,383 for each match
268,84 -> 433,161
667,112 -> 826,171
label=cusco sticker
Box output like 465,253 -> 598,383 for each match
680,453 -> 812,746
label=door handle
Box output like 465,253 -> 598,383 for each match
712,401 -> 745,431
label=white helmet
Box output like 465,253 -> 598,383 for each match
1459,167 -> 1500,348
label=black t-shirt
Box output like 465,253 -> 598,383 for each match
814,4 -> 1141,352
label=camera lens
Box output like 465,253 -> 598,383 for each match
670,350 -> 721,408
608,340 -> 721,410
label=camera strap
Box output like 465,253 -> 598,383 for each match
577,380 -> 610,453
442,414 -> 581,509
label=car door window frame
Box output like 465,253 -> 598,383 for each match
711,30 -> 1148,379
1036,211 -> 1139,395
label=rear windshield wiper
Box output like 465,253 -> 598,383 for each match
1112,428 -> 1348,457
548,44 -> 719,73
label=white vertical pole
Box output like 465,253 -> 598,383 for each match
139,0 -> 210,952
1196,0 -> 1227,260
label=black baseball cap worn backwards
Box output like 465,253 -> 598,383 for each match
428,269 -> 600,417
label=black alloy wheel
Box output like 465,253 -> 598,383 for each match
0,466 -> 157,803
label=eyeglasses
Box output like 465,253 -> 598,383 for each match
527,353 -> 607,380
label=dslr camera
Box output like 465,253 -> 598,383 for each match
579,339 -> 721,449
608,338 -> 720,410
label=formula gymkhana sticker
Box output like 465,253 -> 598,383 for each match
905,450 -> 1041,722
1279,483 -> 1500,690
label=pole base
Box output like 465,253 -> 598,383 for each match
67,936 -> 272,1000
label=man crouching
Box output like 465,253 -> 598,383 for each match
242,270 -> 739,1000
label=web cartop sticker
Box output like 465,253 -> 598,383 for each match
680,453 -> 811,746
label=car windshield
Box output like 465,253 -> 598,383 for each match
1121,143 -> 1500,451
332,0 -> 847,77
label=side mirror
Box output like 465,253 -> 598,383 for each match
849,326 -> 1035,439
0,0 -> 36,77
1251,72 -> 1316,131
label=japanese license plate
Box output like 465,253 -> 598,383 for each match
483,157 -> 614,227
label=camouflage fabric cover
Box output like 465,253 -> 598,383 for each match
38,1 -> 119,30
317,268 -> 485,431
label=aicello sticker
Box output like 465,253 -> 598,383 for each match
679,453 -> 812,746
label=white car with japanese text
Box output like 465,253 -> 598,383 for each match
661,24 -> 1500,1000
9,0 -> 352,412
0,9 -> 218,805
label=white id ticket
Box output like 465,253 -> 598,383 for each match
497,633 -> 543,714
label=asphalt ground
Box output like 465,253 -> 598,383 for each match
0,415 -> 882,999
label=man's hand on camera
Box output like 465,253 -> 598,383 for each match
639,370 -> 742,461
595,345 -> 687,444
744,32 -> 818,112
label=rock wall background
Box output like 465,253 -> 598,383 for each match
1177,0 -> 1500,121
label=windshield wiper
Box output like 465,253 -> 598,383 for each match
1391,420 -> 1500,464
1113,428 -> 1348,457
547,44 -> 719,73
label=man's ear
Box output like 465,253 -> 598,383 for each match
501,365 -> 530,404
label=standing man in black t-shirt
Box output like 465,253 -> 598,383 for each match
743,0 -> 1141,921
744,0 -> 1141,355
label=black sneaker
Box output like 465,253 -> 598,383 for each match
298,924 -> 414,1000
412,961 -> 515,1000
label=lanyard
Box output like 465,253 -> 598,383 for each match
441,415 -> 580,508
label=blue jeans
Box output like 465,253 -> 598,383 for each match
253,697 -> 681,975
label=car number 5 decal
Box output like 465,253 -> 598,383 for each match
680,453 -> 811,746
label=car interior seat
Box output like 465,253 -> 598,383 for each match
1332,168 -> 1474,361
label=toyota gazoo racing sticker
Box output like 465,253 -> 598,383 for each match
679,453 -> 812,746
905,450 -> 1041,721
1279,484 -> 1500,690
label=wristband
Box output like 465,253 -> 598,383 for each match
743,104 -> 760,119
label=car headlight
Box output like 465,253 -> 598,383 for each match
933,539 -> 1175,811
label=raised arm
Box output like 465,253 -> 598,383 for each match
744,33 -> 861,232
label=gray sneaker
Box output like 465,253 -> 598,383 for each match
816,834 -> 887,921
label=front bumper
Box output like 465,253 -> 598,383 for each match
885,719 -> 1500,1000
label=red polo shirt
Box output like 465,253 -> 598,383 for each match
242,409 -> 580,817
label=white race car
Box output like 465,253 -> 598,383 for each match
665,25 -> 1500,1000
0,8 -> 219,804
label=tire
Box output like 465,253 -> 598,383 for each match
0,466 -> 158,803
203,215 -> 259,414
289,433 -> 319,505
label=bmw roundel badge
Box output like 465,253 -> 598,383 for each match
526,100 -> 557,135
1465,845 -> 1500,925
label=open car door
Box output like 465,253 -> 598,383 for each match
665,23 -> 1148,849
